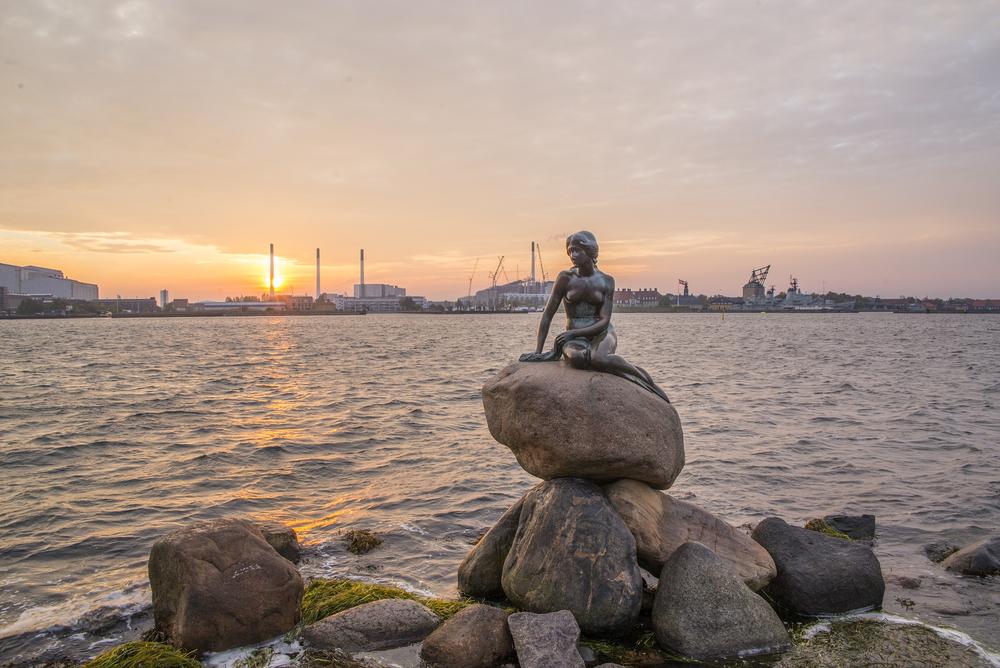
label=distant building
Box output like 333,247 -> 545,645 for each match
469,279 -> 553,310
615,288 -> 662,307
159,289 -> 169,308
0,262 -> 99,300
278,295 -> 314,311
166,298 -> 189,312
971,299 -> 999,312
324,293 -> 427,312
354,283 -> 406,298
94,297 -> 158,313
194,300 -> 286,312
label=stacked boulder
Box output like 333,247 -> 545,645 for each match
458,361 -> 886,662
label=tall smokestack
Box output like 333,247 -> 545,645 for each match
531,241 -> 536,284
315,248 -> 320,300
269,243 -> 275,299
360,248 -> 365,297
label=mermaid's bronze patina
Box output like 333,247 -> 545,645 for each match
520,231 -> 669,402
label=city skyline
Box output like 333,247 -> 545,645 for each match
2,2 -> 999,300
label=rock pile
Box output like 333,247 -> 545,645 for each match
457,360 -> 887,662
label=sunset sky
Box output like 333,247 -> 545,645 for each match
1,1 -> 998,300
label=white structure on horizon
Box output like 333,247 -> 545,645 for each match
160,289 -> 169,308
0,262 -> 99,300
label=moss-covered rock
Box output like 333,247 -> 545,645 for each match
301,578 -> 471,625
342,529 -> 383,555
83,641 -> 201,668
777,619 -> 994,668
803,519 -> 851,541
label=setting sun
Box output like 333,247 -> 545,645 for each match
263,257 -> 284,291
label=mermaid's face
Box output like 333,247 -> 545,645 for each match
567,243 -> 590,267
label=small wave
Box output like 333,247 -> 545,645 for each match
399,523 -> 428,536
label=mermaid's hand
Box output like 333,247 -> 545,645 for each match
519,350 -> 560,362
554,330 -> 576,347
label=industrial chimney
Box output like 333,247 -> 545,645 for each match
359,248 -> 365,298
269,243 -> 275,300
315,248 -> 320,300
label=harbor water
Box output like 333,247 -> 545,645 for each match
1,313 -> 998,662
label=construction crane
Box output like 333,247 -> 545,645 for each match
489,256 -> 505,311
534,242 -> 548,282
748,265 -> 770,286
677,279 -> 689,307
467,257 -> 479,300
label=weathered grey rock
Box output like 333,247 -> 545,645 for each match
301,599 -> 440,652
148,518 -> 303,653
924,540 -> 960,563
457,496 -> 525,598
420,604 -> 513,668
752,517 -> 885,616
593,664 -> 626,668
639,565 -> 658,615
824,514 -> 876,541
576,643 -> 598,666
652,542 -> 790,660
482,362 -> 684,489
259,523 -> 301,563
507,610 -> 585,668
502,479 -> 642,635
941,537 -> 1000,576
605,479 -> 776,590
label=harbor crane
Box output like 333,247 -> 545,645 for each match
489,256 -> 505,310
534,242 -> 549,283
677,279 -> 689,307
748,265 -> 771,286
467,257 -> 479,299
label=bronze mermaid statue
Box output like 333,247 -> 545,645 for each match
519,231 -> 670,403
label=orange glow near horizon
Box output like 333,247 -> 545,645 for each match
264,257 -> 284,292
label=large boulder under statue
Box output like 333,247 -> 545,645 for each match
501,478 -> 643,636
482,362 -> 684,489
148,518 -> 303,653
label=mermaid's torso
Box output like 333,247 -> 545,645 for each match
563,275 -> 613,347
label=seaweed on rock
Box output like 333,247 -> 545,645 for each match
300,578 -> 471,625
83,641 -> 201,668
803,519 -> 851,541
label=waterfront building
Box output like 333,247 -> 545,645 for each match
614,288 -> 663,307
323,293 -> 427,312
159,289 -> 169,308
354,283 -> 406,298
277,295 -> 314,311
193,300 -> 286,312
93,297 -> 159,313
0,262 -> 99,300
468,279 -> 553,310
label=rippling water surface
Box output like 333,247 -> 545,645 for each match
1,314 -> 998,662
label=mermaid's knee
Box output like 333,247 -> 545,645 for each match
563,342 -> 590,369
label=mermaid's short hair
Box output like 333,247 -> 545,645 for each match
566,231 -> 599,261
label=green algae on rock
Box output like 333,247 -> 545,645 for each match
83,641 -> 201,668
342,529 -> 383,554
777,619 -> 996,668
300,578 -> 471,625
803,518 -> 851,541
